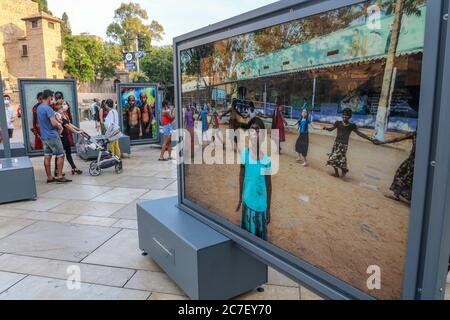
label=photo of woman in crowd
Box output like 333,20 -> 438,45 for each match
295,109 -> 312,166
200,104 -> 210,143
210,109 -> 223,145
237,117 -> 272,241
323,108 -> 374,178
184,104 -> 195,155
272,98 -> 288,152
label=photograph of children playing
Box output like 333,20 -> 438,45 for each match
180,0 -> 427,300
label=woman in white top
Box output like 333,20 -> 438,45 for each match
2,95 -> 15,141
104,99 -> 121,159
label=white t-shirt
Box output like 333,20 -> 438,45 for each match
249,110 -> 257,120
5,105 -> 15,129
105,109 -> 119,129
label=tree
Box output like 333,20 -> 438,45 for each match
99,43 -> 123,80
373,0 -> 422,141
106,2 -> 164,52
61,12 -> 72,40
129,71 -> 149,83
253,5 -> 367,55
141,46 -> 173,86
32,0 -> 52,14
64,35 -> 122,83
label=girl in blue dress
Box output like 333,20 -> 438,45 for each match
236,117 -> 272,241
295,109 -> 312,166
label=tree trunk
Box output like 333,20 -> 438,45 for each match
373,0 -> 404,141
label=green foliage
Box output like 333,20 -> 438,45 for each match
32,0 -> 51,14
129,71 -> 150,83
378,0 -> 423,16
106,2 -> 164,52
141,46 -> 173,86
63,35 -> 122,83
61,12 -> 72,41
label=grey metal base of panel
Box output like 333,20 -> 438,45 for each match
78,135 -> 131,160
137,197 -> 268,300
0,157 -> 37,204
0,143 -> 27,158
118,135 -> 131,156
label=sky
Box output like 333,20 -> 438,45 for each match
47,0 -> 278,46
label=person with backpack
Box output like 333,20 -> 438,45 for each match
104,99 -> 121,159
91,98 -> 100,122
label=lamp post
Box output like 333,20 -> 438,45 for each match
135,36 -> 140,73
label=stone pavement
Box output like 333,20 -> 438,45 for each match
0,145 -> 323,300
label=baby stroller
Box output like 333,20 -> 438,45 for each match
82,126 -> 123,176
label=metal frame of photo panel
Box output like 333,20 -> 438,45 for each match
116,83 -> 161,146
18,78 -> 80,157
174,0 -> 450,300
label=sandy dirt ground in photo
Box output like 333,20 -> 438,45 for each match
185,126 -> 413,300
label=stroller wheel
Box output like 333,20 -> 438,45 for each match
89,162 -> 101,177
115,161 -> 123,174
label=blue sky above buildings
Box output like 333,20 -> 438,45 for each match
48,0 -> 278,46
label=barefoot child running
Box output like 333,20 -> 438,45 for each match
236,117 -> 272,241
323,108 -> 374,178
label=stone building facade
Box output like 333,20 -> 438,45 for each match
0,0 -> 64,95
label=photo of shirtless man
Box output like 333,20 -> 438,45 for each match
124,95 -> 141,140
139,93 -> 153,140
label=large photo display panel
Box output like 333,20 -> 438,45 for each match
19,79 -> 79,155
117,84 -> 159,144
180,0 -> 428,299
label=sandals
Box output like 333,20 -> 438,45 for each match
47,178 -> 57,184
55,177 -> 73,184
158,158 -> 168,161
72,169 -> 83,175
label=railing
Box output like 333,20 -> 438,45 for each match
181,96 -> 296,119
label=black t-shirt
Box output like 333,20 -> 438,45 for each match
334,121 -> 357,144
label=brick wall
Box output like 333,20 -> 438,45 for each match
0,0 -> 64,93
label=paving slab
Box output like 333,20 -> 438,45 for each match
0,222 -> 120,262
19,211 -> 77,223
236,284 -> 300,300
139,190 -> 178,201
82,229 -> 162,272
41,185 -> 111,201
125,270 -> 184,296
50,200 -> 125,218
0,276 -> 150,300
112,220 -> 138,230
0,254 -> 135,288
91,188 -> 149,204
0,218 -> 36,240
0,271 -> 26,294
70,216 -> 118,227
